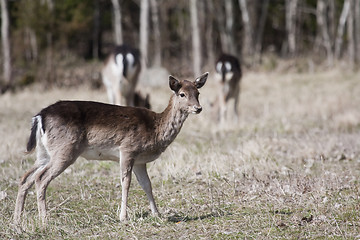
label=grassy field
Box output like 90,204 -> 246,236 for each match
0,69 -> 359,239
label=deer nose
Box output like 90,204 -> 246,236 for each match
194,106 -> 202,114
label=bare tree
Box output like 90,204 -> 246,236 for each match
24,27 -> 38,62
254,0 -> 269,63
93,0 -> 100,59
150,0 -> 161,66
190,0 -> 201,76
347,0 -> 355,66
44,0 -> 55,85
1,0 -> 11,87
238,0 -> 253,57
355,0 -> 360,63
140,0 -> 149,70
214,1 -> 228,53
224,0 -> 236,54
285,0 -> 299,56
204,0 -> 215,65
111,0 -> 123,45
335,0 -> 351,59
328,0 -> 336,41
316,0 -> 333,66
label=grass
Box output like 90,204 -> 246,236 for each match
1,69 -> 360,239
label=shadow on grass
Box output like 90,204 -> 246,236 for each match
167,211 -> 230,223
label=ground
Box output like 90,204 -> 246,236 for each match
0,69 -> 359,239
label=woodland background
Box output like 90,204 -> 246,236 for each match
0,0 -> 360,92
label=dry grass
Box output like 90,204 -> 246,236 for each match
1,69 -> 360,239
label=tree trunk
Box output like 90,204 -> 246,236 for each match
25,27 -> 38,62
355,0 -> 360,64
328,0 -> 336,41
214,1 -> 228,53
111,0 -> 123,45
190,0 -> 201,77
239,0 -> 253,57
285,0 -> 298,56
150,0 -> 161,66
1,0 -> 11,87
335,0 -> 351,59
45,0 -> 55,85
316,0 -> 333,66
93,0 -> 100,59
225,0 -> 235,54
140,0 -> 149,70
254,0 -> 269,63
204,0 -> 215,65
347,0 -> 355,67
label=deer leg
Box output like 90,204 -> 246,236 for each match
234,92 -> 240,122
14,166 -> 39,226
34,165 -> 50,225
106,86 -> 115,104
34,154 -> 77,225
103,75 -> 115,104
115,78 -> 123,106
119,152 -> 134,221
133,164 -> 159,217
127,91 -> 135,107
219,96 -> 227,124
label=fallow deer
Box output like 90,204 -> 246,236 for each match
134,91 -> 151,109
215,53 -> 242,123
101,44 -> 141,106
14,73 -> 208,228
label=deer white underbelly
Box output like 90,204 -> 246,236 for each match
81,147 -> 120,161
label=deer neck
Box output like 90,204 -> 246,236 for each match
157,95 -> 189,145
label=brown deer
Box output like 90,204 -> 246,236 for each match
215,53 -> 242,123
101,44 -> 142,106
14,73 -> 208,227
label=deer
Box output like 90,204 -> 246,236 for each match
214,53 -> 242,123
13,72 -> 208,228
134,91 -> 151,109
101,44 -> 142,107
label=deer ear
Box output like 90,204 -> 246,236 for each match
169,75 -> 182,92
194,72 -> 208,89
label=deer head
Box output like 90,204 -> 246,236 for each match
169,72 -> 208,114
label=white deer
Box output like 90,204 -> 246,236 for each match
101,44 -> 142,106
14,73 -> 208,227
215,53 -> 242,123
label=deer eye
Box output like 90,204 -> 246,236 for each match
179,93 -> 186,98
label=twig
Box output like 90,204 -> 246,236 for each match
48,196 -> 71,213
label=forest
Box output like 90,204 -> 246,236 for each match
0,0 -> 359,92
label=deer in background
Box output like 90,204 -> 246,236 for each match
102,44 -> 146,107
215,53 -> 242,123
14,72 -> 208,227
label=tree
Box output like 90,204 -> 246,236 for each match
203,0 -> 215,65
93,0 -> 101,59
224,0 -> 235,54
1,0 -> 11,88
347,0 -> 355,66
140,0 -> 149,70
190,0 -> 201,76
44,0 -> 55,84
150,0 -> 161,66
335,0 -> 351,59
285,0 -> 299,56
239,0 -> 253,58
111,0 -> 123,45
356,0 -> 360,63
316,0 -> 333,66
254,0 -> 269,64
